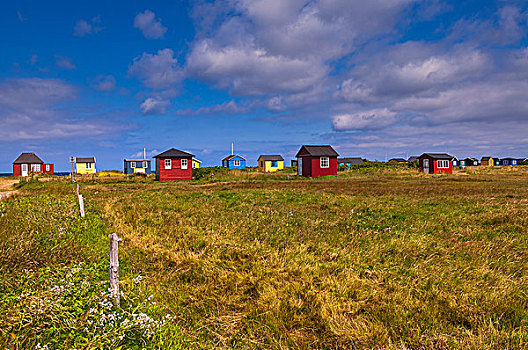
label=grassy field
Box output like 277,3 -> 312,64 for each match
1,167 -> 527,349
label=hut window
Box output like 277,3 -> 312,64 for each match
320,157 -> 329,168
86,163 -> 92,169
131,162 -> 136,168
181,159 -> 188,169
31,164 -> 41,172
437,160 -> 449,168
143,161 -> 148,168
164,159 -> 171,169
45,164 -> 50,171
234,160 -> 240,166
271,161 -> 278,167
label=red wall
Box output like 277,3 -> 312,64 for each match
310,157 -> 338,177
13,163 -> 54,176
433,160 -> 452,174
156,157 -> 193,181
13,164 -> 21,176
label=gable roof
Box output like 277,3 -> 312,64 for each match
296,145 -> 339,157
407,156 -> 419,162
419,153 -> 453,160
338,157 -> 364,165
389,158 -> 407,162
76,157 -> 96,163
124,159 -> 150,162
153,148 -> 194,158
192,158 -> 202,163
13,152 -> 44,164
258,155 -> 284,161
222,154 -> 246,161
481,156 -> 493,161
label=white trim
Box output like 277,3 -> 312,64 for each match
234,160 -> 240,167
45,164 -> 50,171
437,160 -> 449,168
164,159 -> 171,169
320,157 -> 329,168
131,161 -> 136,169
181,159 -> 188,169
143,161 -> 148,168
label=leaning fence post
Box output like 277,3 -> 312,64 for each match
110,233 -> 121,307
78,194 -> 85,218
76,183 -> 80,196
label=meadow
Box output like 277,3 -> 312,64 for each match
1,167 -> 527,349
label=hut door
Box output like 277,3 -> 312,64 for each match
298,158 -> 302,176
424,159 -> 429,173
21,164 -> 28,176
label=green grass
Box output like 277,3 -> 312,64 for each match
1,168 -> 528,348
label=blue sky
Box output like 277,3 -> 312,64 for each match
1,0 -> 528,171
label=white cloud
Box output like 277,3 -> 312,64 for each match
0,78 -> 128,141
73,17 -> 103,37
176,100 -> 252,115
332,109 -> 397,130
90,74 -> 116,91
140,97 -> 170,115
128,49 -> 183,90
55,55 -> 76,70
134,10 -> 167,39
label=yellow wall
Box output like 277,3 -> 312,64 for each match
258,159 -> 284,172
482,158 -> 494,166
76,162 -> 96,174
192,159 -> 200,169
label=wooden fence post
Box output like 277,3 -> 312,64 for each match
109,233 -> 121,307
78,194 -> 85,218
76,183 -> 79,196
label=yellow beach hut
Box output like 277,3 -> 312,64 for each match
480,156 -> 494,166
192,158 -> 201,169
75,157 -> 96,174
257,155 -> 284,172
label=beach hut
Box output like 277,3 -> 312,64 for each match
407,156 -> 419,162
75,157 -> 96,174
13,152 -> 54,177
296,145 -> 339,177
388,158 -> 407,163
222,155 -> 246,169
192,158 -> 202,169
501,158 -> 518,166
418,153 -> 454,174
257,155 -> 284,172
338,157 -> 364,169
153,148 -> 194,181
480,156 -> 494,166
452,157 -> 460,167
123,159 -> 151,175
463,157 -> 479,167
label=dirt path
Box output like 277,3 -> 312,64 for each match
0,178 -> 18,200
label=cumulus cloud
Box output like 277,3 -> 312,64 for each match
176,100 -> 252,115
54,55 -> 76,70
140,97 -> 170,115
0,78 -> 128,141
73,16 -> 103,37
332,109 -> 397,131
186,0 -> 418,102
128,49 -> 183,90
90,74 -> 116,91
134,10 -> 167,39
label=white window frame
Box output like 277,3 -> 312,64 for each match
181,159 -> 188,169
234,160 -> 240,167
437,160 -> 449,168
45,164 -> 50,171
164,159 -> 171,169
320,157 -> 329,168
31,164 -> 41,172
86,162 -> 92,169
131,161 -> 136,169
143,161 -> 148,168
